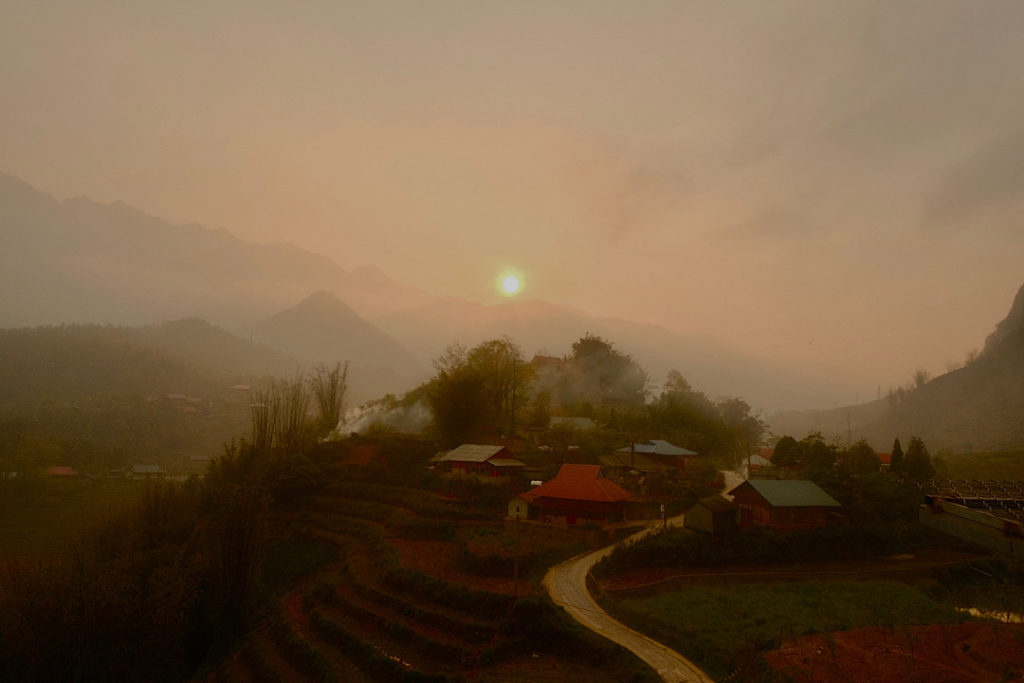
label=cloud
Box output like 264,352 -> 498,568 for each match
920,130 -> 1024,233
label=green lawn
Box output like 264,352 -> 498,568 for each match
609,581 -> 969,679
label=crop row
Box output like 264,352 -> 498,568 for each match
309,580 -> 477,666
309,608 -> 456,683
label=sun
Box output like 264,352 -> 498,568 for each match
497,270 -> 524,297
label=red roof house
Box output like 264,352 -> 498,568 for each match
519,464 -> 630,526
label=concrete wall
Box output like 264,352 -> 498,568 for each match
920,502 -> 1024,557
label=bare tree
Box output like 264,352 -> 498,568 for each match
250,386 -> 278,451
275,375 -> 311,455
311,361 -> 349,435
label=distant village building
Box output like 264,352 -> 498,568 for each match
598,451 -> 674,479
742,454 -> 772,479
514,463 -> 630,527
46,465 -> 78,478
685,495 -> 739,535
549,416 -> 598,431
128,464 -> 164,479
431,444 -> 526,478
615,440 -> 696,477
728,479 -> 841,531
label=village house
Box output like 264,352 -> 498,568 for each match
512,463 -> 630,527
728,479 -> 841,531
431,444 -> 526,478
549,416 -> 598,431
685,494 -> 739,535
598,450 -> 674,479
128,464 -> 164,479
46,465 -> 78,478
615,439 -> 696,477
741,453 -> 772,479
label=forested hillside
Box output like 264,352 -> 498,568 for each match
769,281 -> 1024,453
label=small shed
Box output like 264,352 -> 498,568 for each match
728,479 -> 841,531
685,495 -> 739,535
507,495 -> 530,520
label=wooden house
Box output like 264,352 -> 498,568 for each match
432,444 -> 526,478
728,479 -> 840,531
517,464 -> 630,527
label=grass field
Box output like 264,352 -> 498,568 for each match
609,581 -> 970,679
942,450 -> 1024,480
0,478 -> 144,558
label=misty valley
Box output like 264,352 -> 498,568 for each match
4,5 -> 1024,676
3,260 -> 1024,680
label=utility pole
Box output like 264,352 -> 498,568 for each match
512,512 -> 520,600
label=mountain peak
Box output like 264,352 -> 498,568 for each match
293,290 -> 357,316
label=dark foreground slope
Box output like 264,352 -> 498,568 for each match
0,437 -> 657,683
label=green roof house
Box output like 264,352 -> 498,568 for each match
728,479 -> 841,531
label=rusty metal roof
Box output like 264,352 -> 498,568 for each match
523,464 -> 630,503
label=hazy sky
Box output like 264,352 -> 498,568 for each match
4,1 -> 1024,396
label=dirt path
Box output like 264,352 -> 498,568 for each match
543,520 -> 714,683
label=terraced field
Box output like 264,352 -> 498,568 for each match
205,440 -> 656,682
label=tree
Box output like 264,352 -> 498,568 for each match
566,334 -> 649,406
799,432 -> 837,482
311,361 -> 349,436
426,362 -> 487,447
891,438 -> 904,474
466,337 -> 531,435
716,397 -> 765,466
903,436 -> 934,480
275,375 -> 312,456
841,439 -> 880,475
772,435 -> 801,468
911,368 -> 931,390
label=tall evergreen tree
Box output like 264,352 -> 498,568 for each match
903,436 -> 934,480
891,437 -> 904,474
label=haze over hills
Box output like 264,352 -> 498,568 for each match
248,291 -> 425,401
0,319 -> 297,406
374,296 -> 849,411
769,282 -> 1024,453
0,170 -> 891,411
0,171 -> 432,329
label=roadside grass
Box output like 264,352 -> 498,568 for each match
606,581 -> 970,680
0,478 -> 143,557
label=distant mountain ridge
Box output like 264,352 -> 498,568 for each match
0,171 -> 432,328
2,170 -> 854,411
769,282 -> 1024,453
0,320 -> 295,405
248,291 -> 425,399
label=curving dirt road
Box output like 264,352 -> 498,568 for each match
542,522 -> 715,683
